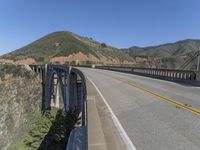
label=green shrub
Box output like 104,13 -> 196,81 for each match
101,43 -> 107,48
9,108 -> 77,150
0,64 -> 32,79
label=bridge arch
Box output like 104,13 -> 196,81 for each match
67,68 -> 87,126
42,65 -> 87,125
43,65 -> 68,111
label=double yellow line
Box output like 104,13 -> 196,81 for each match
101,72 -> 200,116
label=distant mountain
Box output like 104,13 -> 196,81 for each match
122,39 -> 200,70
1,31 -> 134,64
122,39 -> 200,57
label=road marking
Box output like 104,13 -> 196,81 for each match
100,72 -> 200,116
88,78 -> 137,150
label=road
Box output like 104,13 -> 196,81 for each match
79,67 -> 200,150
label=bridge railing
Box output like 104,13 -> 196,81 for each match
66,67 -> 88,150
95,66 -> 200,85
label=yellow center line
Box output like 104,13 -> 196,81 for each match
100,72 -> 200,116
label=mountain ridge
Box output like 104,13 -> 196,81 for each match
1,31 -> 134,65
122,39 -> 200,57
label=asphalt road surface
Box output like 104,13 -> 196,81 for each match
79,67 -> 200,150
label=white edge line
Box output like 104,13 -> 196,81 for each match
88,78 -> 137,150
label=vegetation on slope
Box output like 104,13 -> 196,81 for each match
0,64 -> 32,79
9,108 -> 77,150
2,31 -> 133,63
2,32 -> 96,62
0,64 -> 42,149
122,39 -> 200,57
2,32 -> 200,69
122,39 -> 200,69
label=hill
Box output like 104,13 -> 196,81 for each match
122,39 -> 200,57
1,31 -> 134,65
1,32 -> 199,69
122,39 -> 200,70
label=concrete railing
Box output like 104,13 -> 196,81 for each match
96,66 -> 200,85
66,67 -> 88,150
66,127 -> 87,150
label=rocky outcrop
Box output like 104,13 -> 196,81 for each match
0,65 -> 42,149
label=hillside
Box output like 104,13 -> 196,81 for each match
122,39 -> 200,69
1,32 -> 199,69
0,64 -> 42,149
1,31 -> 134,65
122,39 -> 200,57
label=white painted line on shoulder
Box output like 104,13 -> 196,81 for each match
88,78 -> 137,150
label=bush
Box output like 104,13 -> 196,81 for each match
9,108 -> 77,150
101,43 -> 107,48
0,64 -> 32,79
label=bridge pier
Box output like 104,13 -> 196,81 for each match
61,72 -> 68,111
50,74 -> 60,108
195,71 -> 200,81
68,72 -> 78,111
55,82 -> 60,108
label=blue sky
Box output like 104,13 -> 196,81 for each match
0,0 -> 200,55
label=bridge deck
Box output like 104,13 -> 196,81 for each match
80,67 -> 200,150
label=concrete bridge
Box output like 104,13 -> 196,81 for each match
29,64 -> 87,149
30,65 -> 200,150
